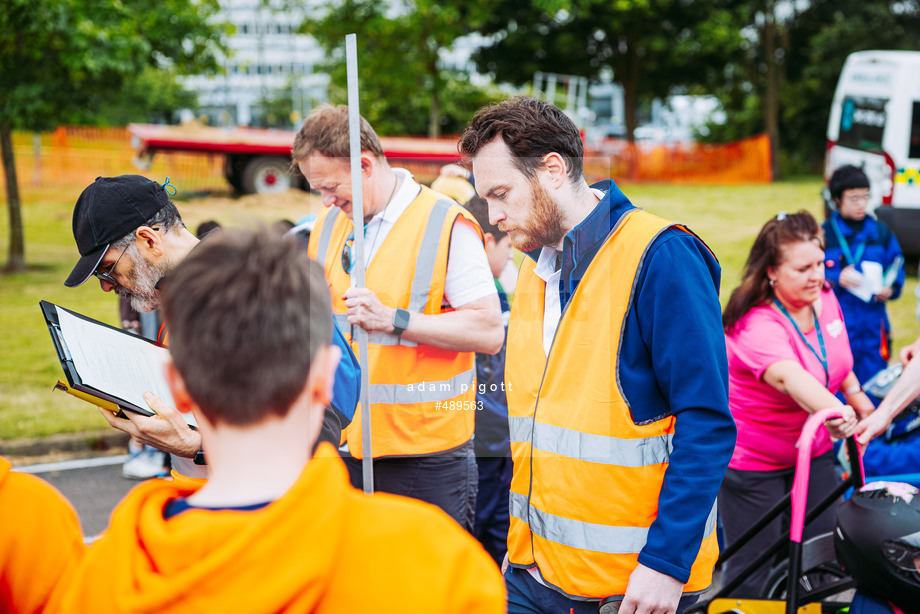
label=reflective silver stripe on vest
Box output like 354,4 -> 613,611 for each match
509,418 -> 672,466
508,416 -> 534,443
533,422 -> 673,466
315,207 -> 341,269
368,368 -> 475,405
704,499 -> 718,536
333,313 -> 419,348
408,199 -> 453,313
510,493 -> 718,555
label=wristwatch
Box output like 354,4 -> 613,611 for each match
392,308 -> 410,336
193,448 -> 207,465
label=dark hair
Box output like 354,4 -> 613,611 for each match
112,200 -> 185,249
195,220 -> 221,239
291,104 -> 384,164
458,96 -> 584,183
161,226 -> 332,426
463,195 -> 506,240
722,210 -> 824,333
829,165 -> 870,201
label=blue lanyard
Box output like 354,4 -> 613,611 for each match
773,301 -> 829,387
831,214 -> 866,266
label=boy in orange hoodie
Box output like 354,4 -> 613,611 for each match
0,458 -> 84,613
48,227 -> 504,613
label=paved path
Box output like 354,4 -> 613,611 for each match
18,455 -> 138,538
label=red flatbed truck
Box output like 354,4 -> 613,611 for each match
128,123 -> 463,194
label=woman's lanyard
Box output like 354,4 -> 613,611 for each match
832,214 -> 866,266
773,301 -> 829,387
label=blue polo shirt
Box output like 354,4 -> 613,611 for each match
523,179 -> 736,583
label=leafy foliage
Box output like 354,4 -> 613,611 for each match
303,0 -> 503,137
472,0 -> 745,139
0,0 -> 227,132
701,0 -> 920,173
80,67 -> 199,126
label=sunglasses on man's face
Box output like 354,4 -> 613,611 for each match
341,230 -> 356,273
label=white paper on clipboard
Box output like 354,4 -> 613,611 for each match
847,261 -> 883,303
55,308 -> 181,418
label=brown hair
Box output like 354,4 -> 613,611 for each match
458,96 -> 584,183
722,210 -> 824,333
463,195 -> 506,240
291,104 -> 384,163
161,227 -> 332,426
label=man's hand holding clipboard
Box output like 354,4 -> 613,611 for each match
96,391 -> 200,457
41,300 -> 201,458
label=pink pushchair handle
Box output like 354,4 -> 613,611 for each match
790,407 -> 864,543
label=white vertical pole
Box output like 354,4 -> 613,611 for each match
565,75 -> 576,117
546,73 -> 558,107
345,33 -> 374,494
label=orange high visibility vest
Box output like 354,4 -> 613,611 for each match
308,186 -> 479,458
505,208 -> 719,598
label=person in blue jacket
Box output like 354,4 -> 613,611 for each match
460,97 -> 736,614
823,165 -> 905,390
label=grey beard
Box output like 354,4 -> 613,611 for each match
116,245 -> 168,312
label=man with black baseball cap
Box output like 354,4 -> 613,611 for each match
66,175 -> 206,481
66,175 -> 359,484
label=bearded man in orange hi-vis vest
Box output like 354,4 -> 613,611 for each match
47,227 -> 506,614
294,105 -> 505,531
459,97 -> 737,614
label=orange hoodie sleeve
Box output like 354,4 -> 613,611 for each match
335,487 -> 506,613
0,457 -> 85,614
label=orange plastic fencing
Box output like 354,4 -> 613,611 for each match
3,126 -> 227,196
584,133 -> 772,184
1,127 -> 773,199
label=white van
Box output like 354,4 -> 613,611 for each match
825,50 -> 920,254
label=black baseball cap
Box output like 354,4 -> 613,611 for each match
65,175 -> 170,287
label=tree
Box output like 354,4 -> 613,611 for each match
0,0 -> 228,272
85,66 -> 200,126
702,0 -> 920,175
302,0 -> 502,138
472,0 -> 744,141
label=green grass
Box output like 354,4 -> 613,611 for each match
1,178 -> 918,441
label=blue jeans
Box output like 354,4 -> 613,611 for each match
505,566 -> 699,614
473,455 -> 513,566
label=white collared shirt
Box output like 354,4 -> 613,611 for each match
532,248 -> 562,358
355,168 -> 495,308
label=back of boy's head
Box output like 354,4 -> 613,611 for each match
161,226 -> 332,426
829,164 -> 870,201
464,195 -> 506,241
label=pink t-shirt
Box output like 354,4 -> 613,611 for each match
726,287 -> 853,471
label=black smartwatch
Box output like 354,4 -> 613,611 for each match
392,308 -> 410,336
186,424 -> 205,465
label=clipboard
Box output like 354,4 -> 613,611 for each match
41,300 -> 163,418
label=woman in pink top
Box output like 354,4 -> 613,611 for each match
719,210 -> 873,597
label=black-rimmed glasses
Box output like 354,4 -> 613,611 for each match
93,243 -> 130,287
